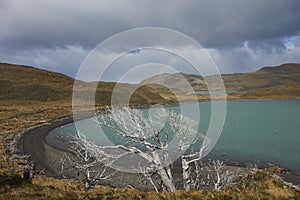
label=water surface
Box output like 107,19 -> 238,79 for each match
48,100 -> 300,172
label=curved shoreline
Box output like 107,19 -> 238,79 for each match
20,116 -> 73,177
18,102 -> 300,185
19,113 -> 95,177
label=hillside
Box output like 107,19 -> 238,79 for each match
221,63 -> 300,90
1,62 -> 299,105
142,63 -> 300,99
0,62 -> 299,199
0,63 -> 76,101
0,63 -> 175,105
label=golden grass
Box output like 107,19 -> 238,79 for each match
0,100 -> 73,176
0,169 -> 299,199
1,99 -> 300,199
1,62 -> 300,199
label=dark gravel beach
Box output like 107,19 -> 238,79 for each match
19,116 -> 75,177
18,114 -> 300,189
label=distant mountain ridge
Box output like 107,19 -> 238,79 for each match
142,63 -> 300,92
0,62 -> 299,104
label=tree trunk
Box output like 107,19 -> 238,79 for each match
215,171 -> 221,190
157,168 -> 176,192
85,169 -> 91,190
181,156 -> 190,191
153,151 -> 175,192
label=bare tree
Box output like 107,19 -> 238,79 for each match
93,107 -> 210,192
95,107 -> 176,191
189,159 -> 235,190
60,132 -> 116,190
137,165 -> 159,192
168,110 -> 212,191
211,160 -> 234,190
66,107 -> 237,192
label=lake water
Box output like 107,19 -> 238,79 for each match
48,100 -> 300,173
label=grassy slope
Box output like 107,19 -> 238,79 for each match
222,63 -> 300,90
0,62 -> 175,105
0,62 -> 300,199
1,62 -> 299,103
0,170 -> 299,199
142,63 -> 300,99
0,63 -> 75,101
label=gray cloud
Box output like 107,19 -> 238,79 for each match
1,0 -> 300,50
1,0 -> 300,81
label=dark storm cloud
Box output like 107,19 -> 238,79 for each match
246,38 -> 286,54
0,0 -> 133,51
1,0 -> 300,81
1,0 -> 300,51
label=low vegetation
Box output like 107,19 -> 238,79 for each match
0,170 -> 299,199
0,62 -> 300,199
142,63 -> 300,100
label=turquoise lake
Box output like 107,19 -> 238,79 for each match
49,100 -> 300,173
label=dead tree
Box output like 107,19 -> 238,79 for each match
95,107 -> 178,191
69,107 -> 235,192
211,160 -> 234,190
60,132 -> 116,190
190,159 -> 235,190
94,107 -> 209,192
168,110 -> 212,191
137,165 -> 159,192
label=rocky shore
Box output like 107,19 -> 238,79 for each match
16,113 -> 300,190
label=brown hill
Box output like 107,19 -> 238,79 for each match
0,63 -> 77,101
1,62 -> 299,104
221,63 -> 300,90
0,62 -> 175,105
142,63 -> 300,98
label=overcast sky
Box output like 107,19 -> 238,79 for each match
1,0 -> 300,82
